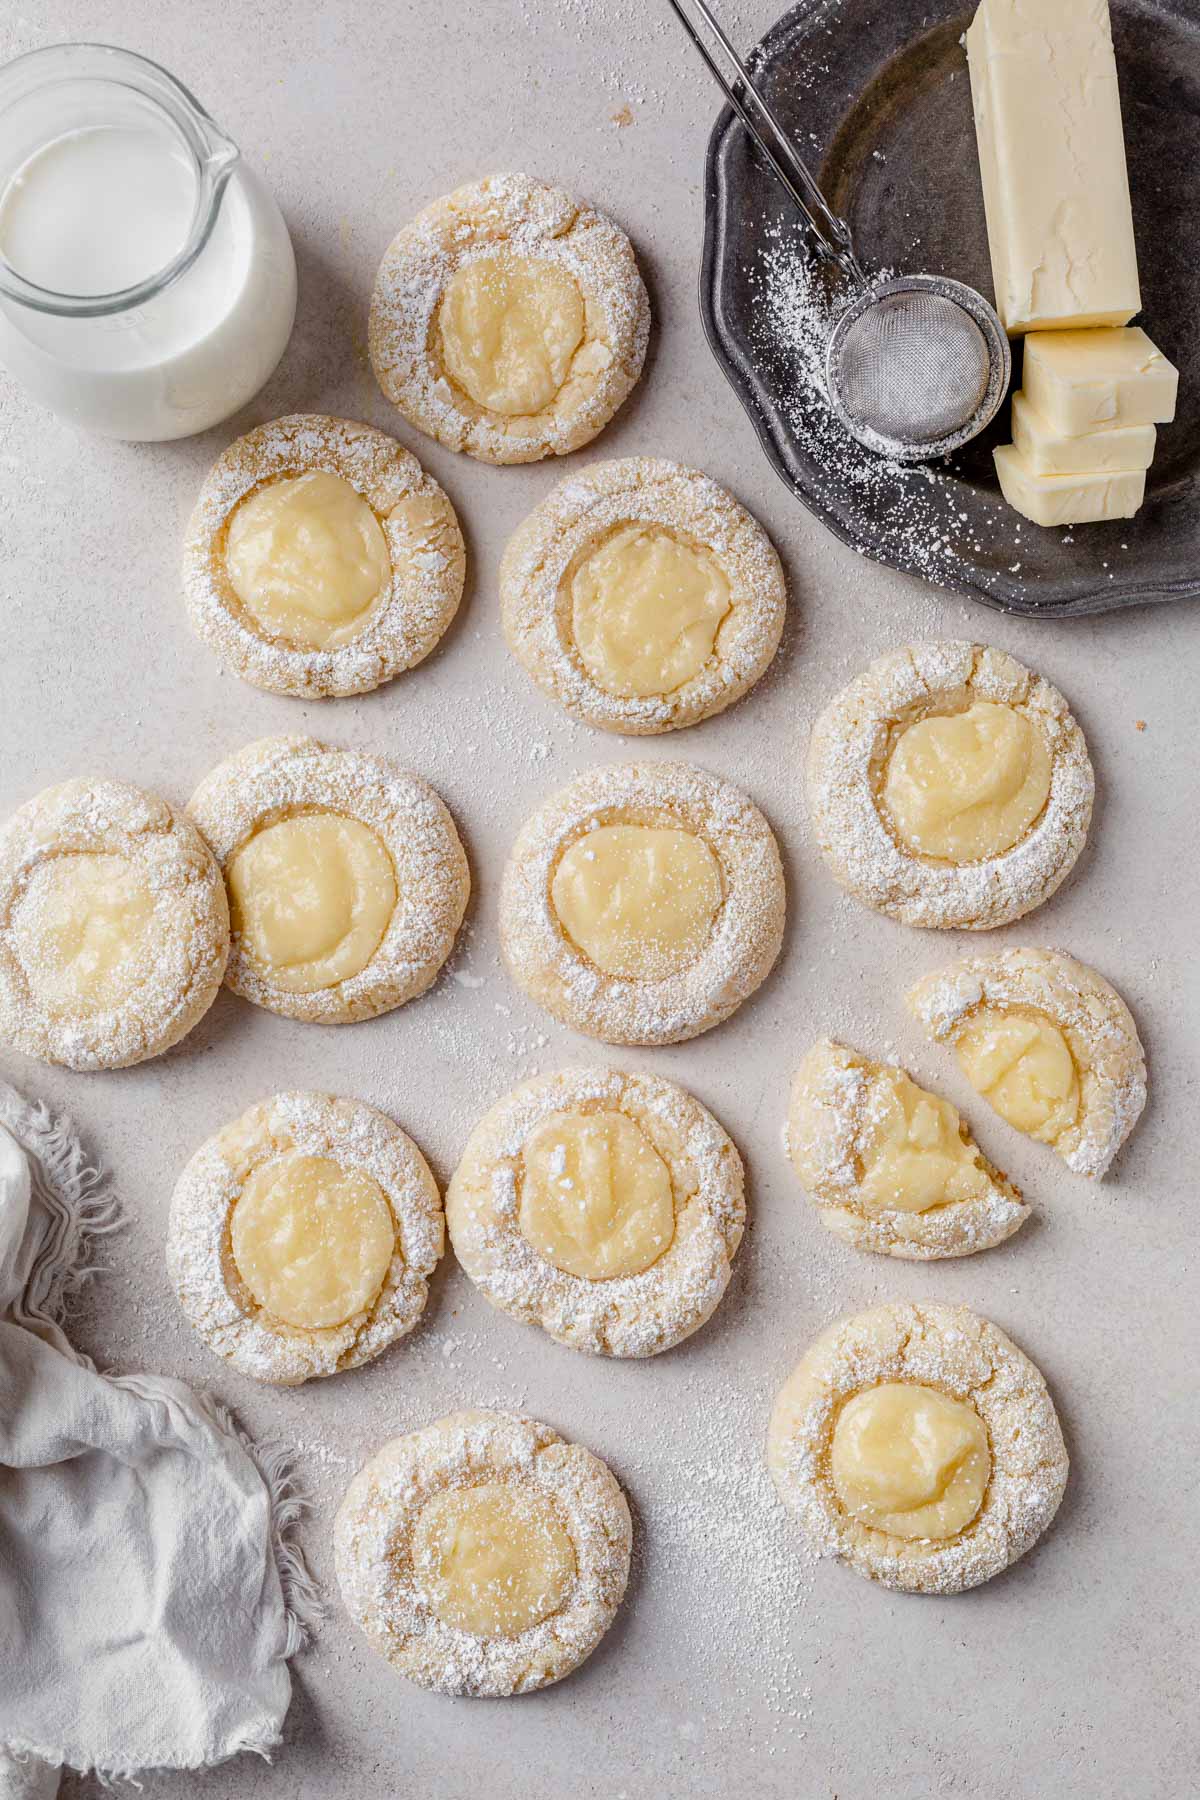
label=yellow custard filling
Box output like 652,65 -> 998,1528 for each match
413,1482 -> 576,1637
437,254 -> 585,416
225,471 -> 391,650
551,824 -> 721,981
226,812 -> 396,993
230,1151 -> 395,1329
882,701 -> 1052,861
856,1066 -> 992,1215
519,1107 -> 675,1280
832,1382 -> 990,1540
956,1006 -> 1080,1143
569,523 -> 731,699
12,851 -> 156,1017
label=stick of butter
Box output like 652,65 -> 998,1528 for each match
1022,328 -> 1179,434
966,0 -> 1141,334
1011,392 -> 1156,474
994,444 -> 1145,525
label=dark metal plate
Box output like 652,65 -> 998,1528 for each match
700,0 -> 1200,614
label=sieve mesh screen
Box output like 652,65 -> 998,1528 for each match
831,291 -> 992,444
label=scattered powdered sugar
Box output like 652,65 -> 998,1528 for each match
532,0 -> 758,109
752,236 -> 1003,588
291,1439 -> 354,1473
624,1364 -> 822,1746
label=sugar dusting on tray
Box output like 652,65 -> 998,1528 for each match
751,228 -> 999,587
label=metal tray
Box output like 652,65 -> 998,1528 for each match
700,0 -> 1200,614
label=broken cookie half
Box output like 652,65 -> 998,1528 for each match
785,1038 -> 1028,1260
907,947 -> 1146,1179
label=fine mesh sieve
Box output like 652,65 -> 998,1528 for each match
667,0 -> 1012,461
825,275 -> 1010,459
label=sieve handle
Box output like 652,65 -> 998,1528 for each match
665,0 -> 865,282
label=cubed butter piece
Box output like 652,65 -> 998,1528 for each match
966,0 -> 1141,334
1022,327 -> 1178,435
1011,391 -> 1156,474
994,443 -> 1145,526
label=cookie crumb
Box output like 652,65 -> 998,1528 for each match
1135,719 -> 1146,732
611,103 -> 634,127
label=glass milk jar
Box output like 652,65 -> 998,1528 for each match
0,43 -> 297,440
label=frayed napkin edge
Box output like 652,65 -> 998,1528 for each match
0,1079 -> 326,1784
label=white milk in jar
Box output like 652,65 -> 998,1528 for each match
0,44 -> 296,440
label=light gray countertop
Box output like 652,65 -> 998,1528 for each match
1,3 -> 1196,1796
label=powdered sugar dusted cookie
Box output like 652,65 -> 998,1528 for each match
447,1067 -> 745,1357
188,736 -> 469,1024
907,946 -> 1146,1177
183,414 -> 465,699
335,1409 -> 632,1695
499,761 -> 785,1045
167,1091 -> 443,1386
768,1302 -> 1068,1594
807,642 -> 1093,930
501,458 -> 786,734
786,1038 -> 1028,1260
0,777 -> 228,1071
369,173 -> 649,464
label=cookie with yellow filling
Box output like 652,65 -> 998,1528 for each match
335,1409 -> 632,1695
184,414 -> 465,698
187,736 -> 469,1024
0,778 -> 228,1071
500,458 -> 786,734
446,1068 -> 744,1357
499,761 -> 784,1045
167,1092 -> 443,1385
807,642 -> 1093,930
767,1302 -> 1068,1594
908,947 -> 1146,1178
369,173 -> 649,465
787,1039 -> 1028,1259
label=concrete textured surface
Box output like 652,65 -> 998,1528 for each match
1,4 -> 1196,1797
